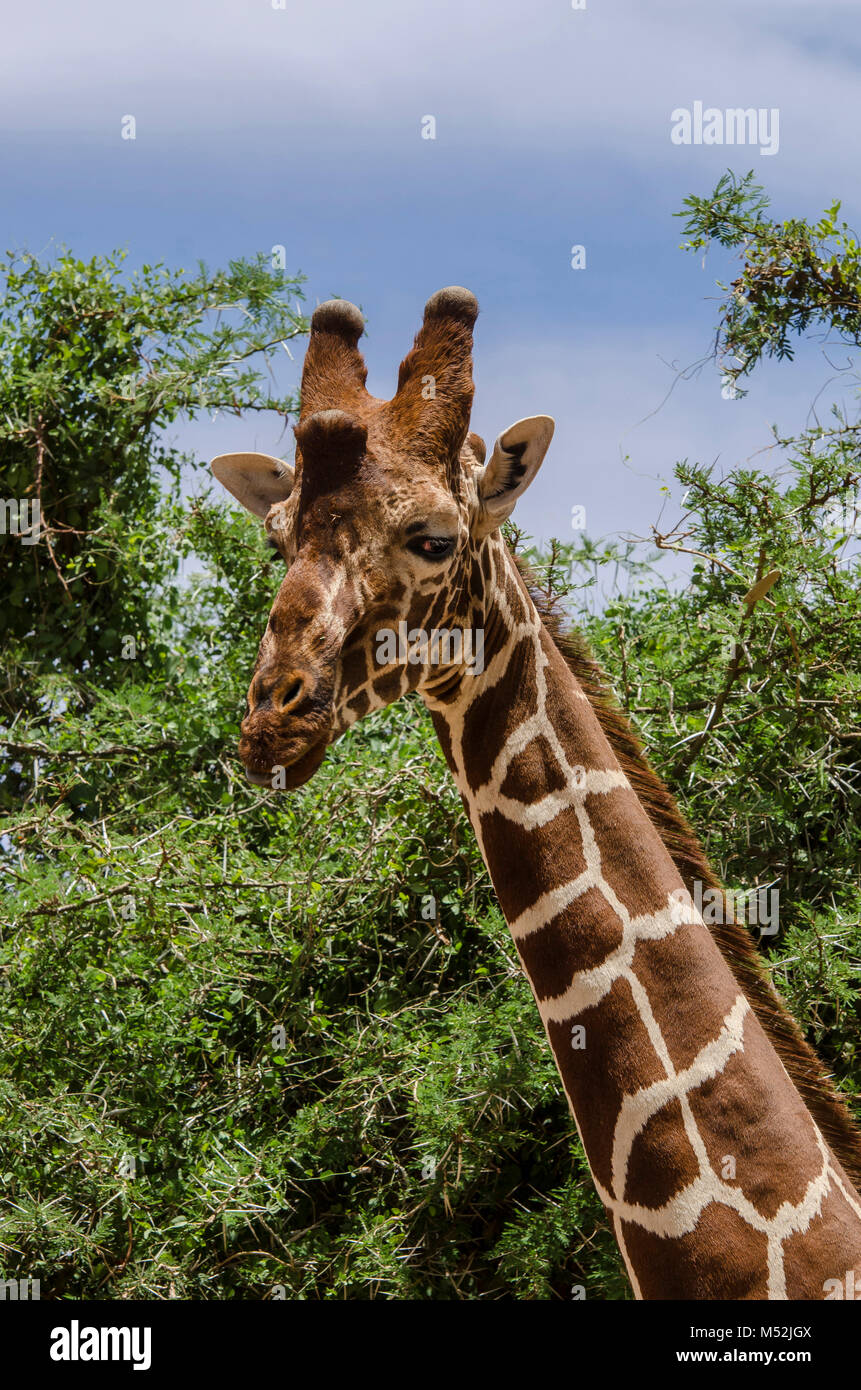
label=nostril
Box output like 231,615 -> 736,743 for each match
248,670 -> 309,717
273,675 -> 306,714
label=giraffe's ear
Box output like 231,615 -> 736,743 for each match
210,452 -> 295,519
474,415 -> 554,536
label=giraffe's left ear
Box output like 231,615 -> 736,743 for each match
211,452 -> 295,519
474,415 -> 555,536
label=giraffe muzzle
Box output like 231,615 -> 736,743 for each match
239,660 -> 336,789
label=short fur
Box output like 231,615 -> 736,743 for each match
515,554 -> 861,1190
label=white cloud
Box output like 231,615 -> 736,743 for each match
3,0 -> 861,203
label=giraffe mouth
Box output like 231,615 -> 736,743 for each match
242,733 -> 330,790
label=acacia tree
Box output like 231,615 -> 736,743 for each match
679,169 -> 861,393
0,250 -> 306,701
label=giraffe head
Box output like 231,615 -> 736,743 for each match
211,288 -> 554,787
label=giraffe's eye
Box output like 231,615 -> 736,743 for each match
407,536 -> 455,560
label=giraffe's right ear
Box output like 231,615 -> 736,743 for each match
474,415 -> 554,537
210,453 -> 295,519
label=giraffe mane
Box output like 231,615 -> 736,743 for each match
514,553 -> 861,1190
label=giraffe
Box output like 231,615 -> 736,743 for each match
210,288 -> 861,1299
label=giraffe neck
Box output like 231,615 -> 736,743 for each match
422,540 -> 861,1299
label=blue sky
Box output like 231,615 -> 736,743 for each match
3,0 -> 860,560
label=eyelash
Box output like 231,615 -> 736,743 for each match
407,536 -> 455,560
269,533 -> 454,560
